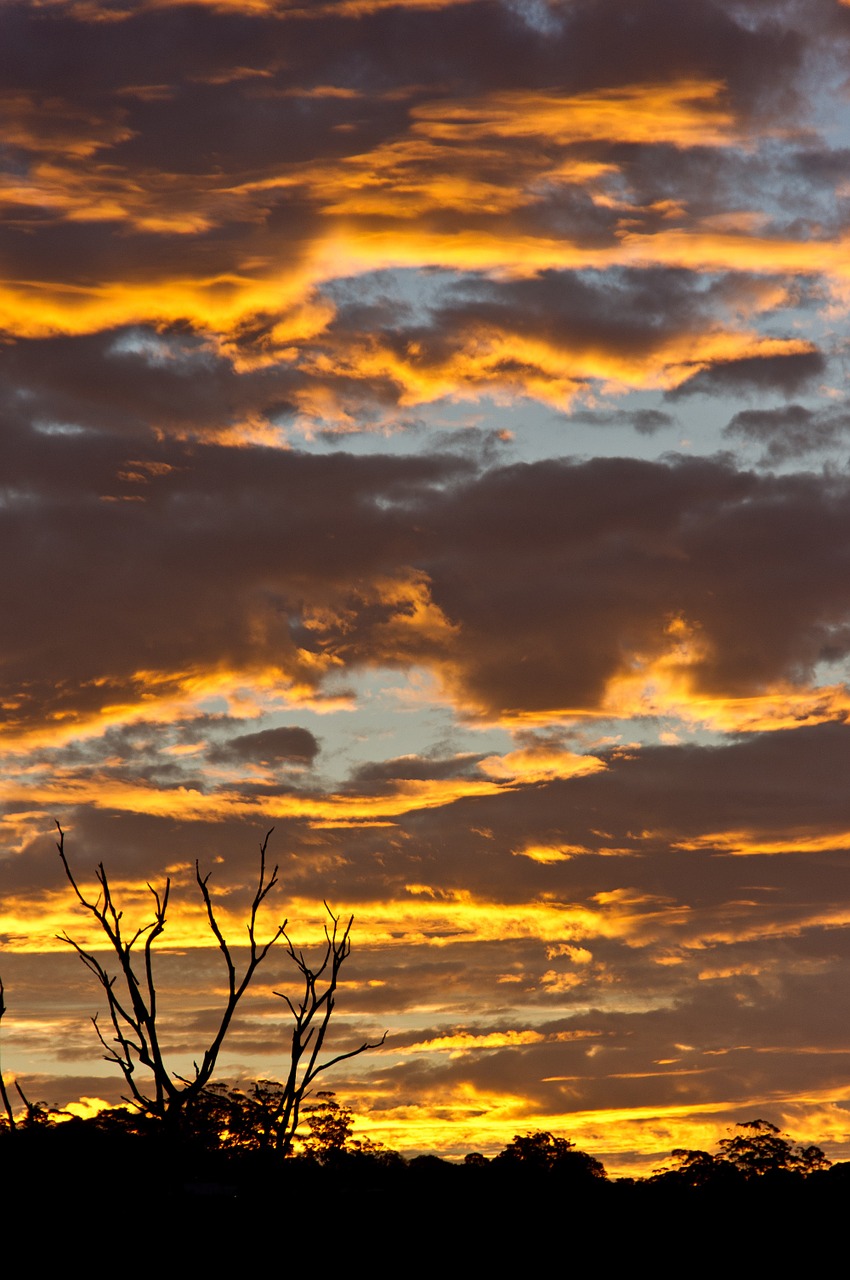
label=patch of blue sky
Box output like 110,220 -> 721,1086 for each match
320,265 -> 468,325
108,327 -> 214,369
501,0 -> 564,37
313,668 -> 512,781
32,420 -> 89,436
200,666 -> 512,785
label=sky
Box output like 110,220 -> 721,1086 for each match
2,0 -> 850,1175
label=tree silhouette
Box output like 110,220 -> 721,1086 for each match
57,823 -> 285,1128
302,1090 -> 355,1158
56,824 -> 384,1144
268,909 -> 387,1154
0,977 -> 15,1131
494,1130 -> 606,1181
717,1119 -> 829,1177
0,978 -> 47,1133
660,1119 -> 830,1186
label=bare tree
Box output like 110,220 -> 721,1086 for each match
56,824 -> 386,1147
0,977 -> 16,1132
0,979 -> 44,1132
266,907 -> 387,1155
56,822 -> 285,1129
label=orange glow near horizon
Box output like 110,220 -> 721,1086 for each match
342,1081 -> 850,1175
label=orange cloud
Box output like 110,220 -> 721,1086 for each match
5,65 -> 843,426
479,746 -> 605,784
412,80 -> 739,150
0,877 -> 635,955
580,615 -> 850,737
674,829 -> 850,857
342,1078 -> 850,1174
402,1029 -> 546,1056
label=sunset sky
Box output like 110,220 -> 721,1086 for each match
3,0 -> 850,1174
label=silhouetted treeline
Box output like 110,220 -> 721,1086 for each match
3,1093 -> 848,1227
1,1094 -> 846,1274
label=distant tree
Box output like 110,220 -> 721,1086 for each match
494,1130 -> 606,1180
657,1147 -> 737,1188
717,1119 -> 829,1178
267,911 -> 386,1155
658,1119 -> 830,1186
463,1151 -> 489,1167
302,1090 -> 355,1158
300,1090 -> 392,1164
56,824 -> 385,1146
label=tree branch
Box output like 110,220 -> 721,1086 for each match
56,822 -> 285,1125
0,977 -> 17,1131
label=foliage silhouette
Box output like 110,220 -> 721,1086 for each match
716,1118 -> 829,1177
301,1090 -> 393,1165
493,1130 -> 607,1182
655,1119 -> 830,1187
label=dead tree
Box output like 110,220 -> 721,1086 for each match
56,824 -> 386,1148
268,907 -> 387,1155
0,981 -> 41,1131
56,822 -> 285,1128
0,977 -> 16,1131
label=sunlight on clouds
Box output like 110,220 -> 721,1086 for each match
412,80 -> 738,149
674,829 -> 850,856
345,1080 -> 845,1174
297,326 -> 814,419
0,770 -> 508,828
402,1029 -> 546,1055
59,1096 -> 113,1121
479,746 -> 604,784
514,844 -> 580,864
119,0 -> 476,13
0,662 -> 354,752
600,616 -> 850,736
352,1084 -> 850,1176
0,879 -> 639,954
0,259 -> 330,343
619,226 -> 850,290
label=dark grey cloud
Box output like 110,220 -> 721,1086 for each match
431,268 -> 740,362
666,350 -> 826,400
5,446 -> 850,729
724,402 -> 850,463
570,407 -> 677,435
347,752 -> 484,789
208,725 -> 320,766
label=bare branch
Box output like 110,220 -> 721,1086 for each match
56,823 -> 286,1126
269,904 -> 387,1155
0,977 -> 17,1131
55,823 -> 382,1147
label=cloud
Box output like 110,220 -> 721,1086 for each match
724,403 -> 850,464
4,448 -> 850,738
208,725 -> 320,765
666,350 -> 826,399
0,0 -> 842,428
